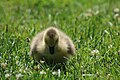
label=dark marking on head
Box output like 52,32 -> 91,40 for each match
47,29 -> 56,38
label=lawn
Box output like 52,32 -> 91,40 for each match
0,0 -> 120,79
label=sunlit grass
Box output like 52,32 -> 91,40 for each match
0,0 -> 120,79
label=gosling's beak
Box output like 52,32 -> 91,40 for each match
49,46 -> 54,54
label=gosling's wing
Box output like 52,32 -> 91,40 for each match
30,31 -> 44,56
59,30 -> 75,55
65,38 -> 75,55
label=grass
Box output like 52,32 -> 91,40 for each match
0,0 -> 120,79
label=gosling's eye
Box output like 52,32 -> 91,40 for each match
45,38 -> 48,44
55,38 -> 59,44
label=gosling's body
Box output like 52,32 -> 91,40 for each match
30,27 -> 75,64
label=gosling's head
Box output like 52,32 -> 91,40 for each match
44,28 -> 59,47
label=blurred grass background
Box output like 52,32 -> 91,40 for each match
0,0 -> 120,79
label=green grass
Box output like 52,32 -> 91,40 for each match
0,0 -> 120,79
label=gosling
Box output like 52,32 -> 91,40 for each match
30,27 -> 75,64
